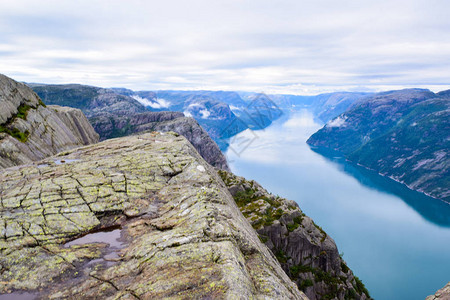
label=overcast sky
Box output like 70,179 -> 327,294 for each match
1,0 -> 449,95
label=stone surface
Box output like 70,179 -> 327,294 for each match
0,74 -> 40,124
0,75 -> 99,169
426,282 -> 450,300
218,170 -> 371,300
89,111 -> 230,171
0,132 -> 306,299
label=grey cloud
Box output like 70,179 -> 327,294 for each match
0,0 -> 449,94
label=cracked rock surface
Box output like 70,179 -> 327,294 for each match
0,132 -> 306,299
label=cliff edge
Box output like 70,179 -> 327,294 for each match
218,170 -> 371,300
0,74 -> 99,169
0,132 -> 306,299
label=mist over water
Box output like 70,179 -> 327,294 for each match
225,110 -> 450,300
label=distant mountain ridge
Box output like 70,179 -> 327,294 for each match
32,84 -> 286,150
307,88 -> 450,203
31,83 -> 230,170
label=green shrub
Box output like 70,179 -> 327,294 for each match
299,279 -> 313,290
341,262 -> 349,273
287,222 -> 300,232
354,276 -> 370,298
16,104 -> 32,120
275,249 -> 289,264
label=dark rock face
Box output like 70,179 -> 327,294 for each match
218,170 -> 371,300
0,132 -> 306,299
0,75 -> 99,169
308,89 -> 450,203
90,111 -> 230,171
31,84 -> 230,170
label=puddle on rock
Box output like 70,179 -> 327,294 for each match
0,292 -> 38,300
64,226 -> 127,268
64,228 -> 123,248
54,159 -> 80,165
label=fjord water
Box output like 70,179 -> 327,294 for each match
225,110 -> 450,300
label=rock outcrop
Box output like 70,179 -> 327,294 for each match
307,89 -> 450,203
89,111 -> 230,171
218,170 -> 371,300
0,75 -> 99,169
0,132 -> 306,299
426,282 -> 450,300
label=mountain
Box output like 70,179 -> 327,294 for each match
0,131 -> 306,299
30,83 -> 147,116
267,92 -> 370,122
307,89 -> 450,203
90,111 -> 230,171
1,75 -> 370,299
219,170 -> 371,299
308,92 -> 371,122
232,93 -> 283,130
111,90 -> 250,149
31,84 -> 230,170
0,75 -> 99,168
0,129 -> 368,299
116,89 -> 285,148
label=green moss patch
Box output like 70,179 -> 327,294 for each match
0,102 -> 40,142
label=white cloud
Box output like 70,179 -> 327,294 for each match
153,98 -> 171,109
131,95 -> 154,107
131,95 -> 170,109
199,109 -> 210,119
0,0 -> 449,94
326,116 -> 347,128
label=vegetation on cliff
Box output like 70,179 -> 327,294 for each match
218,170 -> 371,300
307,89 -> 450,203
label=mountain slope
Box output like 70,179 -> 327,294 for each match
267,92 -> 370,122
31,84 -> 230,170
90,111 -> 230,171
0,75 -> 99,168
307,89 -> 449,203
219,170 -> 371,300
0,132 -> 307,299
31,83 -> 147,116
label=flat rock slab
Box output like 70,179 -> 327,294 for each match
0,132 -> 306,299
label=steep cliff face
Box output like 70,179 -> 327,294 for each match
0,75 -> 99,169
0,132 -> 306,299
218,170 -> 371,300
89,111 -> 230,171
307,89 -> 449,203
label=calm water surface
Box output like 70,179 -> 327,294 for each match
225,110 -> 450,300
